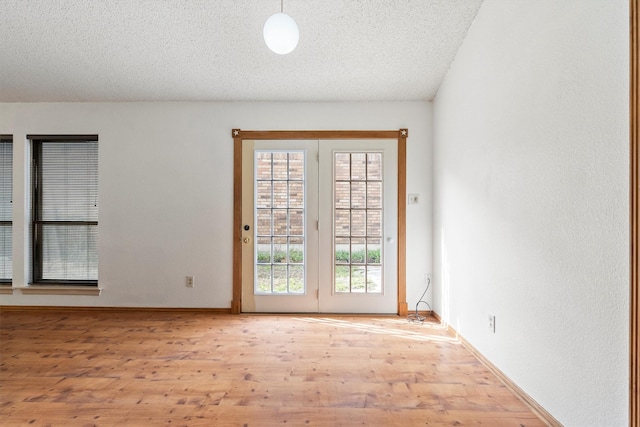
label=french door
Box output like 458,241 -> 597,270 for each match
318,140 -> 397,313
241,138 -> 397,313
241,140 -> 319,312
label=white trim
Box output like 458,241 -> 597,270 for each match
18,286 -> 102,296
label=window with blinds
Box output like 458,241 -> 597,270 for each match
0,135 -> 12,283
30,135 -> 99,285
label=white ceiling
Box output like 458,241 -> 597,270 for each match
0,0 -> 484,102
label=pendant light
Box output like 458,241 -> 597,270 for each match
263,0 -> 299,55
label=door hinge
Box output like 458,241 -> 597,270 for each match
316,289 -> 319,299
316,220 -> 319,230
316,151 -> 320,162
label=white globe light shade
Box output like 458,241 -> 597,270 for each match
263,12 -> 299,55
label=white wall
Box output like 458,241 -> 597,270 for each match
433,1 -> 628,426
0,101 -> 432,309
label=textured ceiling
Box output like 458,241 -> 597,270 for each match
0,0 -> 484,102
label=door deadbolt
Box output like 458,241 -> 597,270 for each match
244,225 -> 250,231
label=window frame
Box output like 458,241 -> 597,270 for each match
29,134 -> 99,286
0,135 -> 12,284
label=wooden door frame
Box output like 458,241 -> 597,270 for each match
632,1 -> 639,424
231,129 -> 408,316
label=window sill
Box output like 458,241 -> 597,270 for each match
18,286 -> 102,296
0,285 -> 13,295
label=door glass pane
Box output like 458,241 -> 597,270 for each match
335,210 -> 350,236
257,265 -> 272,292
351,238 -> 365,263
335,153 -> 350,180
366,153 -> 382,180
367,238 -> 381,264
351,210 -> 365,236
334,152 -> 383,294
273,209 -> 287,236
255,151 -> 307,295
289,153 -> 304,180
273,181 -> 288,208
257,181 -> 272,208
351,266 -> 366,292
289,237 -> 304,263
335,181 -> 350,209
335,237 -> 349,264
257,237 -> 271,263
367,182 -> 381,209
351,153 -> 366,180
335,265 -> 349,292
272,153 -> 288,180
289,210 -> 303,236
367,210 -> 381,236
272,265 -> 288,293
350,182 -> 365,208
366,266 -> 382,292
289,265 -> 304,294
256,153 -> 272,180
257,209 -> 272,235
273,237 -> 287,263
289,181 -> 304,208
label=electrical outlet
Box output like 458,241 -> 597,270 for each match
186,276 -> 194,288
488,314 -> 495,333
408,194 -> 419,205
425,273 -> 431,284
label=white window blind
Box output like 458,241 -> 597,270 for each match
0,135 -> 12,282
30,135 -> 98,284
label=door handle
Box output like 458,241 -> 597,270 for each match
243,237 -> 250,244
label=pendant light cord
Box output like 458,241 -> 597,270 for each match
281,0 -> 283,13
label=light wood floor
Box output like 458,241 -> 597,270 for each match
0,310 -> 546,426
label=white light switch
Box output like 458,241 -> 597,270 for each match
408,194 -> 419,205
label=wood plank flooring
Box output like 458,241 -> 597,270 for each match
0,310 -> 547,426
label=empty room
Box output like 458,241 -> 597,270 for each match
0,0 -> 632,426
